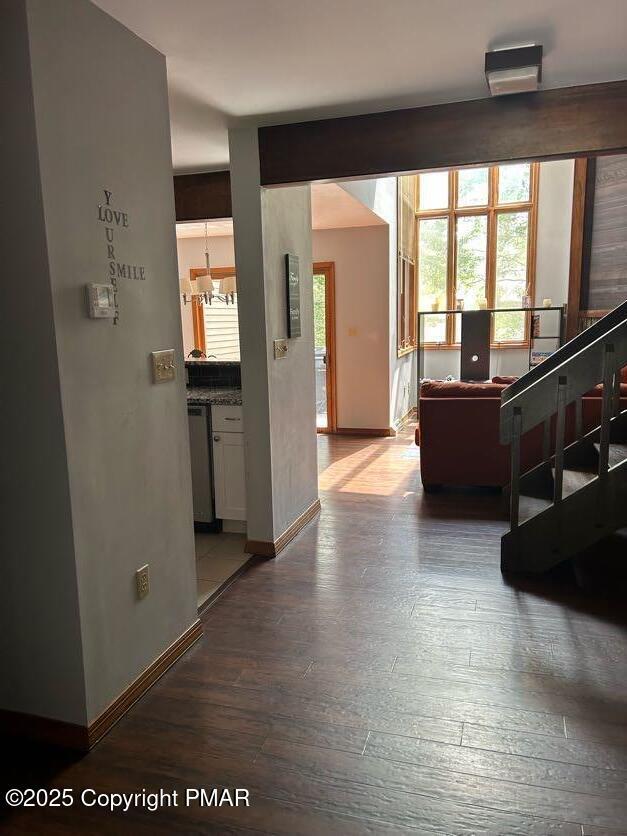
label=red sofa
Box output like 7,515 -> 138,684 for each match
416,373 -> 627,490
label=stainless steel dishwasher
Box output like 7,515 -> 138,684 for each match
187,404 -> 216,526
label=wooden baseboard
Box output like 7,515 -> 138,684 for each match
0,619 -> 203,752
246,498 -> 321,558
88,619 -> 203,747
336,427 -> 396,437
198,556 -> 259,615
393,407 -> 417,432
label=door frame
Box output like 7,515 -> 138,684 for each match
313,261 -> 337,433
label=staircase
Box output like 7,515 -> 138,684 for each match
500,301 -> 627,574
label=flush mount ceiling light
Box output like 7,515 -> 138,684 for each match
485,45 -> 543,96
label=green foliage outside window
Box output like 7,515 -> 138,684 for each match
494,212 -> 529,342
313,273 -> 326,349
414,163 -> 534,345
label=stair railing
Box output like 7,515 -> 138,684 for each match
502,301 -> 627,406
500,309 -> 627,531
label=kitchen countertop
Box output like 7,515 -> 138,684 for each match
186,386 -> 242,406
185,360 -> 241,367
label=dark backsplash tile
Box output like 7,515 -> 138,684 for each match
186,361 -> 241,388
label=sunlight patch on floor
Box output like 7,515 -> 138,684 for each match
318,438 -> 419,497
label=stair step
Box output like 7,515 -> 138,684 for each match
519,494 -> 552,524
552,467 -> 597,498
593,442 -> 627,468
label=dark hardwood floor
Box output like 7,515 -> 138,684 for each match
3,427 -> 627,834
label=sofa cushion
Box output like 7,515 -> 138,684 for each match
584,382 -> 627,398
493,368 -> 627,391
420,380 -> 506,398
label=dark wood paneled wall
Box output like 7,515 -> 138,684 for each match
567,159 -> 597,338
258,80 -> 627,186
584,154 -> 627,311
174,170 -> 231,221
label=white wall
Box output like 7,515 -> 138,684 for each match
1,0 -> 198,725
341,178 -> 416,427
264,187 -> 319,535
229,127 -> 317,543
313,227 -> 390,429
423,159 -> 574,381
1,0 -> 87,725
535,159 -> 575,334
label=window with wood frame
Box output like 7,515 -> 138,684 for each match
398,162 -> 539,351
397,175 -> 417,355
190,266 -> 240,360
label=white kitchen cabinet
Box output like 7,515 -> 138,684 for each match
212,413 -> 246,521
212,404 -> 244,433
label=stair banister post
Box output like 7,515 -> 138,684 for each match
510,408 -> 522,530
542,419 -> 551,461
612,365 -> 621,419
553,376 -> 568,505
598,343 -> 615,479
575,397 -> 583,440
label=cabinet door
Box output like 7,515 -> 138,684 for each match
212,431 -> 246,521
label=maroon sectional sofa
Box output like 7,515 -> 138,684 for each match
416,373 -> 627,490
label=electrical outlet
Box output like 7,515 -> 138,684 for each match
136,564 -> 150,600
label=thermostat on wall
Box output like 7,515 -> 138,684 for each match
85,282 -> 116,318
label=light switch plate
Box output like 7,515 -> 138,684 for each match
136,564 -> 150,599
151,349 -> 175,383
273,339 -> 288,359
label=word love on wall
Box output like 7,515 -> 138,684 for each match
98,189 -> 147,281
97,189 -> 147,325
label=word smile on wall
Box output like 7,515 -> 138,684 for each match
98,189 -> 147,282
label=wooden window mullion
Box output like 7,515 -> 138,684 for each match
525,163 -> 540,342
415,162 -> 538,350
444,170 -> 454,344
446,211 -> 456,345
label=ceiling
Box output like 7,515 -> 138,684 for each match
93,0 -> 627,173
176,219 -> 234,238
176,183 -> 385,237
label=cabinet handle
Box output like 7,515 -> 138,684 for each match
213,435 -> 220,442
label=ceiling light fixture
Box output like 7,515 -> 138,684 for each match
180,222 -> 237,306
485,45 -> 542,96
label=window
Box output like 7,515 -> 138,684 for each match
191,267 -> 240,360
397,176 -> 417,354
397,162 -> 538,351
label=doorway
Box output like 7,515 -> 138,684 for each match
313,261 -> 337,433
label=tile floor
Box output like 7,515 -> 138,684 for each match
194,530 -> 249,608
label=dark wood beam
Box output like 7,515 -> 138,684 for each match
174,170 -> 231,221
258,80 -> 627,186
578,158 -> 598,318
567,158 -> 593,339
